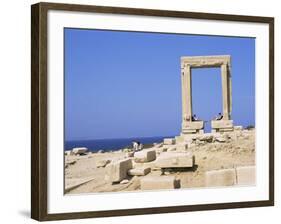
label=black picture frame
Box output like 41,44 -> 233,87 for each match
31,2 -> 274,221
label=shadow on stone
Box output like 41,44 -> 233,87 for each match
161,164 -> 198,174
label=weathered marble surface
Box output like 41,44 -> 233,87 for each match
181,55 -> 232,135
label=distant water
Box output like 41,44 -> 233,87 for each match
65,136 -> 172,152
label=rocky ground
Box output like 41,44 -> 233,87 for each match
65,128 -> 255,194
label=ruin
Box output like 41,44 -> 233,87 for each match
64,54 -> 256,194
181,55 -> 234,134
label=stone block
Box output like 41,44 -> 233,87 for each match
128,167 -> 151,176
198,134 -> 214,142
155,152 -> 194,168
175,136 -> 184,143
215,137 -> 227,143
72,147 -> 88,155
236,166 -> 255,185
120,179 -> 129,184
211,120 -> 233,129
107,158 -> 132,183
163,138 -> 175,145
96,159 -> 111,168
140,176 -> 179,190
177,143 -> 188,151
154,143 -> 163,148
64,150 -> 72,156
205,168 -> 236,187
184,121 -> 204,130
166,146 -> 176,152
134,149 -> 156,163
133,160 -> 157,170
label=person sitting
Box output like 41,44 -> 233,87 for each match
132,141 -> 142,152
192,114 -> 199,121
214,112 -> 223,120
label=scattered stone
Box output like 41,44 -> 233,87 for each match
64,150 -> 72,156
65,160 -> 76,168
155,152 -> 194,168
126,151 -> 135,157
229,133 -> 238,141
154,143 -> 163,148
205,168 -> 236,187
198,135 -> 214,143
97,149 -> 105,153
166,146 -> 177,152
155,147 -> 167,154
163,138 -> 176,145
195,140 -> 206,146
123,148 -> 132,153
68,160 -> 76,165
140,176 -> 179,190
120,179 -> 129,184
163,170 -> 171,175
215,137 -> 227,143
96,159 -> 111,168
236,166 -> 255,185
128,167 -> 151,176
134,149 -> 156,163
106,158 -> 133,183
158,143 -> 163,147
72,147 -> 88,155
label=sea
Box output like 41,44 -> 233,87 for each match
65,136 -> 172,152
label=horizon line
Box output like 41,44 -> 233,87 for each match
65,135 -> 175,142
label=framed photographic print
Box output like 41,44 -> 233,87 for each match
31,2 -> 274,221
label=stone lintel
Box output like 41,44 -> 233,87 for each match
181,55 -> 231,68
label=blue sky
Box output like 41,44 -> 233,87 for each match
64,28 -> 255,141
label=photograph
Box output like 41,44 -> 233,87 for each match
30,2 -> 274,220
63,28 -> 256,194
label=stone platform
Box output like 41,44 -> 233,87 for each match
182,121 -> 204,134
211,120 -> 234,132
